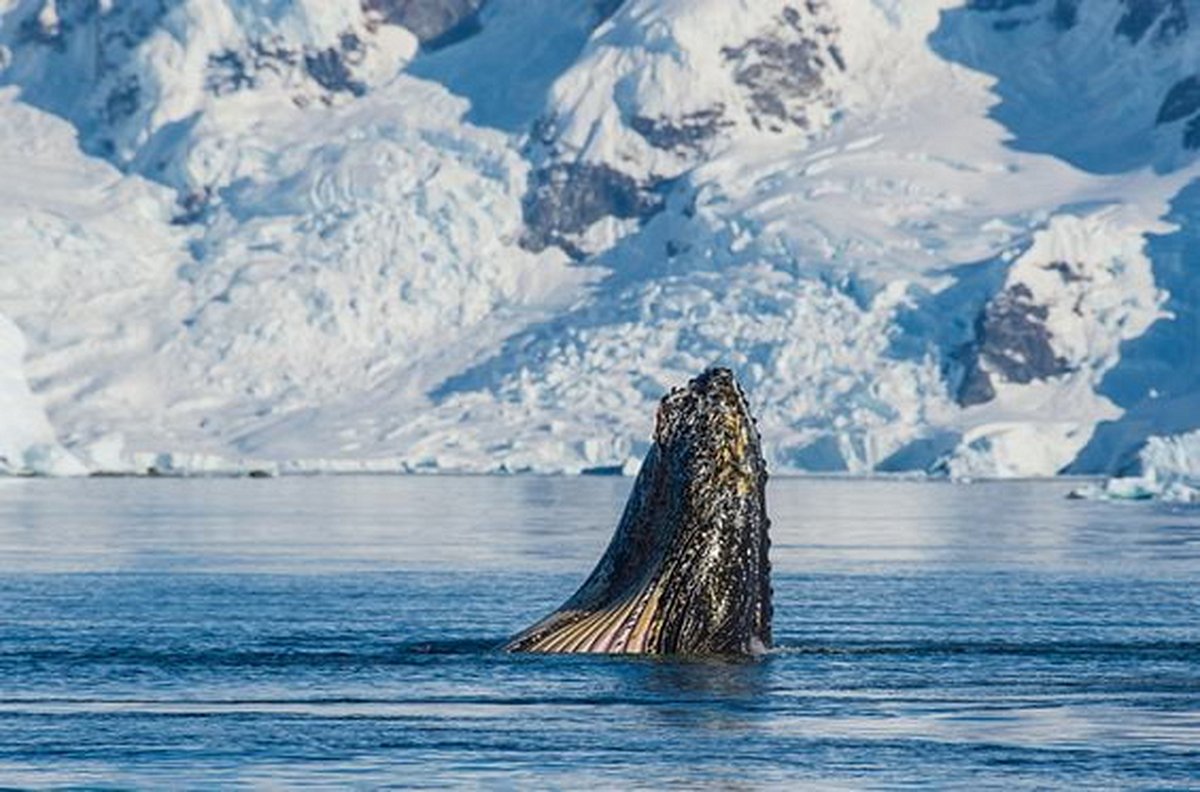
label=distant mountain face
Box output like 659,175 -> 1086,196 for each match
0,0 -> 1198,477
518,0 -> 845,257
0,0 -> 416,202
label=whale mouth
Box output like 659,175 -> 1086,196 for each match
506,367 -> 772,655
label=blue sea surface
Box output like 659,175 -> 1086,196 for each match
0,476 -> 1198,788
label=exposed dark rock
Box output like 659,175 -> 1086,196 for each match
665,240 -> 690,258
1157,75 -> 1200,124
1115,0 -> 1187,44
206,50 -> 254,96
171,186 -> 214,226
340,31 -> 367,63
828,44 -> 846,71
305,46 -> 366,96
520,163 -> 663,258
630,107 -> 729,153
363,0 -> 487,48
721,3 -> 840,133
104,76 -> 140,124
956,353 -> 998,407
249,39 -> 301,70
956,283 -> 1072,406
1042,260 -> 1087,282
205,35 -> 366,99
530,115 -> 558,146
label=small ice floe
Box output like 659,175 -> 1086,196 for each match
1068,477 -> 1157,502
1069,476 -> 1200,503
1069,431 -> 1200,503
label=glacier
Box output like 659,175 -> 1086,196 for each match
2,0 -> 1200,480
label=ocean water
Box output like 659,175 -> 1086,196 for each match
0,476 -> 1197,788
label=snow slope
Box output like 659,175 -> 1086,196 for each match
2,0 -> 1200,477
0,312 -> 84,475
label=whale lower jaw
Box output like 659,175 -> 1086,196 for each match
505,544 -> 770,656
504,577 -> 666,654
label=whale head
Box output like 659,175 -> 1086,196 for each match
506,367 -> 772,655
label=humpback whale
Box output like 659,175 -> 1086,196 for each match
506,368 -> 772,655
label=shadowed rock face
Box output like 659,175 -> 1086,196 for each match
721,3 -> 843,133
630,107 -> 730,153
506,368 -> 772,656
957,283 -> 1071,406
519,162 -> 663,259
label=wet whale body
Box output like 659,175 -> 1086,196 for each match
506,368 -> 772,655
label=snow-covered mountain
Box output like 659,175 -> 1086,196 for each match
2,0 -> 1200,478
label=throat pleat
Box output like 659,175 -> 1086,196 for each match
518,573 -> 666,654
